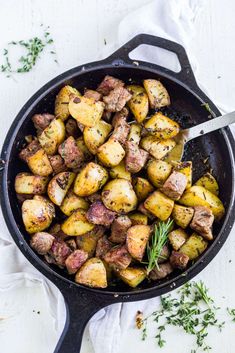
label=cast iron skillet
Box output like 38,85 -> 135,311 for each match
1,34 -> 235,353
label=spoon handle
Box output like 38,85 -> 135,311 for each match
184,111 -> 235,142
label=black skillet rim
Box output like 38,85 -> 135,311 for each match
1,60 -> 235,301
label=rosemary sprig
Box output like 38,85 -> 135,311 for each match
145,219 -> 174,274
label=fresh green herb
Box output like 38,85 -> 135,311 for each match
201,102 -> 213,115
137,281 -> 225,353
227,308 -> 235,322
1,26 -> 56,76
144,219 -> 173,274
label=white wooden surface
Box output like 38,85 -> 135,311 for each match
0,1 -> 235,353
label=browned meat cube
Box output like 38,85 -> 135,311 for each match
109,215 -> 132,243
66,238 -> 77,251
30,232 -> 54,255
84,89 -> 102,102
170,251 -> 189,270
149,262 -> 173,280
158,245 -> 170,264
58,136 -> 84,169
32,113 -> 55,134
125,141 -> 149,173
49,223 -> 68,241
48,155 -> 68,174
19,140 -> 41,162
85,193 -> 102,203
102,110 -> 113,122
95,236 -> 113,258
86,201 -> 116,226
112,108 -> 129,125
103,86 -> 132,112
65,118 -> 80,139
190,206 -> 214,240
97,75 -> 124,96
49,239 -> 72,266
138,203 -> 155,220
65,249 -> 88,274
161,171 -> 187,200
112,114 -> 130,145
104,245 -> 132,270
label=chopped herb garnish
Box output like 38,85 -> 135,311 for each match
227,308 -> 235,322
201,102 -> 213,115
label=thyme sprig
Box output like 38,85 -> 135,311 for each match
137,281 -> 225,353
144,219 -> 173,274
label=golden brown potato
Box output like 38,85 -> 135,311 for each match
109,160 -> 131,181
140,135 -> 176,159
38,119 -> 66,155
61,209 -> 94,236
97,138 -> 125,167
102,179 -> 138,213
47,172 -> 75,206
127,85 -> 149,123
180,233 -> 208,260
60,190 -> 89,216
144,112 -> 179,139
129,212 -> 148,225
69,96 -> 105,127
195,172 -> 219,195
168,228 -> 188,251
144,191 -> 174,220
27,148 -> 53,176
172,204 -> 194,228
75,257 -> 107,288
118,267 -> 146,288
126,225 -> 151,261
22,195 -> 55,234
83,120 -> 112,154
179,185 -> 225,221
74,162 -> 108,197
143,79 -> 170,109
76,227 -> 104,257
172,161 -> 192,189
55,85 -> 81,121
133,177 -> 154,202
128,123 -> 141,144
147,159 -> 172,188
76,137 -> 92,161
15,173 -> 48,194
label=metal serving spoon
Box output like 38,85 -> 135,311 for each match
165,111 -> 235,162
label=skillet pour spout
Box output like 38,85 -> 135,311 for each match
1,34 -> 235,353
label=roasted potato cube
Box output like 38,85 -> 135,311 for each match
129,212 -> 148,225
69,96 -> 105,127
126,225 -> 151,261
61,209 -> 94,236
133,177 -> 154,201
180,233 -> 208,260
22,195 -> 55,234
27,148 -> 53,176
47,172 -> 75,206
172,204 -> 194,228
128,123 -> 141,144
76,137 -> 92,161
75,257 -> 107,288
172,161 -> 192,189
179,185 -> 225,221
144,191 -> 174,220
83,120 -> 112,154
195,172 -> 219,195
97,138 -> 125,167
140,135 -> 176,159
60,190 -> 89,216
74,162 -> 108,197
76,226 -> 105,257
118,267 -> 146,288
127,85 -> 149,123
147,159 -> 172,188
144,112 -> 179,139
38,118 -> 65,155
109,160 -> 131,181
168,228 -> 188,251
15,173 -> 48,194
102,179 -> 138,213
55,85 -> 81,121
143,79 -> 170,109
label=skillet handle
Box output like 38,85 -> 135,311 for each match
53,285 -> 111,353
105,34 -> 197,88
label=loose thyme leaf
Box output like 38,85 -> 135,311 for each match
145,219 -> 173,274
227,308 -> 235,322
